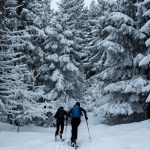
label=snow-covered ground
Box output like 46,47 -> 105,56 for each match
0,120 -> 150,150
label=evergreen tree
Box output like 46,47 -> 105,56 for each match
82,1 -> 99,79
39,0 -> 87,106
58,0 -> 86,62
135,0 -> 150,105
83,0 -> 118,79
15,0 -> 54,111
83,0 -> 118,117
0,0 -> 47,125
84,0 -> 149,124
18,0 -> 52,75
58,0 -> 84,28
41,14 -> 83,106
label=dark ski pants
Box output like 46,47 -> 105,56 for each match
71,118 -> 81,143
55,120 -> 64,136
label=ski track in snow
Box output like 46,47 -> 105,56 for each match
1,120 -> 150,150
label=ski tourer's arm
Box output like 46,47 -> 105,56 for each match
80,107 -> 88,120
66,108 -> 73,120
64,110 -> 67,115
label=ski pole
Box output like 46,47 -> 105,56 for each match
86,120 -> 92,143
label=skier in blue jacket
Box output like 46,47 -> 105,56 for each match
67,102 -> 88,146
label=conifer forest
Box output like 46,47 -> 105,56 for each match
0,0 -> 150,126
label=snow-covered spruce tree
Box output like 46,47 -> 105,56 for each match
19,0 -> 52,28
0,0 -> 47,126
36,0 -> 86,107
15,0 -> 56,120
84,0 -> 149,124
82,1 -> 118,120
82,0 -> 107,115
17,0 -> 56,126
58,0 -> 86,62
134,0 -> 150,114
41,11 -> 84,108
0,45 -> 40,126
139,0 -> 150,79
83,0 -> 118,79
17,0 -> 52,76
82,1 -> 99,78
58,0 -> 84,29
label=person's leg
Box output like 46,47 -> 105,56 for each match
55,120 -> 60,137
71,119 -> 76,143
74,119 -> 80,142
60,121 -> 64,139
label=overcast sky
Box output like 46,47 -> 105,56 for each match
51,0 -> 96,10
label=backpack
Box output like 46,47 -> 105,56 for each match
71,105 -> 80,118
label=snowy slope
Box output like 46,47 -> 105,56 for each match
0,120 -> 150,150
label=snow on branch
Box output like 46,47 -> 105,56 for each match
108,12 -> 135,26
66,63 -> 79,72
120,24 -> 146,39
59,54 -> 70,63
139,54 -> 150,66
140,20 -> 150,36
142,0 -> 150,7
104,77 -> 148,94
143,10 -> 150,18
146,94 -> 150,102
46,54 -> 59,62
51,69 -> 64,82
101,40 -> 125,53
108,102 -> 133,115
99,102 -> 133,116
134,54 -> 144,66
145,38 -> 150,47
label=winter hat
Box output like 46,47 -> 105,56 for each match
59,106 -> 64,110
76,102 -> 80,107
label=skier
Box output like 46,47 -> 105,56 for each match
67,102 -> 88,147
54,106 -> 67,141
